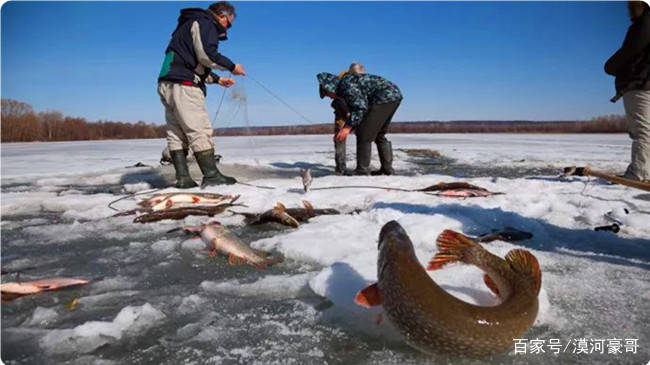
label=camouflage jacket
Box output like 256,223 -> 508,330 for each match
336,73 -> 402,127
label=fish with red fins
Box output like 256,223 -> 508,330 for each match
355,221 -> 541,357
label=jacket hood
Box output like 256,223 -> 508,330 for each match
317,72 -> 339,98
175,8 -> 228,39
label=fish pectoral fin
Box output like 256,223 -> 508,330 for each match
483,274 -> 501,298
228,253 -> 248,266
354,283 -> 383,308
505,249 -> 542,294
301,200 -> 314,211
427,229 -> 477,270
274,202 -> 286,213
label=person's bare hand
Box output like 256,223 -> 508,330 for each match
218,77 -> 236,87
335,126 -> 352,142
232,64 -> 246,76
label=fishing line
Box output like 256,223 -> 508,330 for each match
236,181 -> 276,190
311,185 -> 416,192
248,74 -> 317,125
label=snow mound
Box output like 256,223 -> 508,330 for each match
40,303 -> 165,354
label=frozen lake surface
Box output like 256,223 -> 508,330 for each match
1,134 -> 649,364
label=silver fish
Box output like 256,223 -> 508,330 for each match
300,168 -> 313,193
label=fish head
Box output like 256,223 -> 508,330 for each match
378,221 -> 418,263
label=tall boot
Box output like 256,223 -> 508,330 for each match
170,149 -> 198,188
354,142 -> 372,175
194,148 -> 237,187
334,140 -> 347,175
372,141 -> 394,176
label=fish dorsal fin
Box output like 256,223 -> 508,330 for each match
354,283 -> 383,308
302,200 -> 314,211
427,229 -> 476,271
483,274 -> 501,298
505,249 -> 541,294
274,203 -> 286,213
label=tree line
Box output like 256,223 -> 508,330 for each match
1,99 -> 166,142
1,98 -> 626,143
215,115 -> 627,136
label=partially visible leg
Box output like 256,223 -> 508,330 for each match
623,90 -> 650,181
373,102 -> 400,175
173,84 -> 236,186
355,139 -> 372,175
334,123 -> 347,174
158,82 -> 197,188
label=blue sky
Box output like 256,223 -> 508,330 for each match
1,1 -> 631,126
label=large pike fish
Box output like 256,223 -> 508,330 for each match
232,201 -> 340,228
418,182 -> 502,197
133,196 -> 243,223
1,277 -> 90,302
138,192 -> 237,211
179,222 -> 283,270
355,221 -> 541,357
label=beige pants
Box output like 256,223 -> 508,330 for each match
157,81 -> 214,152
623,89 -> 650,181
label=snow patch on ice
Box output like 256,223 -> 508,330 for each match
123,182 -> 152,193
40,303 -> 165,354
26,307 -> 58,327
201,272 -> 316,300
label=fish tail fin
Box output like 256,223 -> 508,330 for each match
505,249 -> 542,294
354,283 -> 383,308
427,229 -> 478,270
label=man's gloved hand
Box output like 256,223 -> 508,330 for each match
218,77 -> 236,87
335,119 -> 346,129
232,64 -> 246,76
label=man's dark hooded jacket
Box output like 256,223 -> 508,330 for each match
158,8 -> 236,94
605,9 -> 650,94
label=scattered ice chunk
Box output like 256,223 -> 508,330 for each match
40,303 -> 166,354
201,272 -> 316,300
151,239 -> 178,253
26,307 -> 58,327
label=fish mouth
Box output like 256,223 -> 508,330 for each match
378,221 -> 409,250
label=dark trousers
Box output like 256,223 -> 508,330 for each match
354,101 -> 401,172
334,123 -> 347,173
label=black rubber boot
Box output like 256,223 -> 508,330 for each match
194,149 -> 237,187
354,142 -> 372,175
170,149 -> 198,189
334,140 -> 347,175
372,141 -> 394,176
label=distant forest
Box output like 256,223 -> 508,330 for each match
1,98 -> 627,143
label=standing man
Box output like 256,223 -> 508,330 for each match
605,1 -> 650,182
318,71 -> 402,175
158,2 -> 246,188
